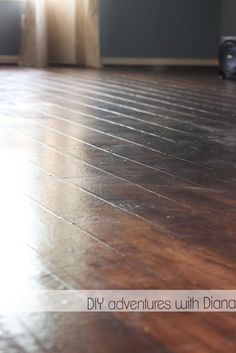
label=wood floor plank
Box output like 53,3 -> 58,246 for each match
47,68 -> 236,117
3,74 -> 236,176
1,126 -> 236,288
3,74 -> 236,149
0,66 -> 236,353
3,105 -> 235,190
5,74 -> 236,129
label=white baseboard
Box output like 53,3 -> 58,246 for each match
0,55 -> 218,67
0,55 -> 19,64
101,57 -> 218,66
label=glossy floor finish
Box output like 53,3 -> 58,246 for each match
0,66 -> 236,352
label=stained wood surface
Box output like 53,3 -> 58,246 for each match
0,67 -> 236,352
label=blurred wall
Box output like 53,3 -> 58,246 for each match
221,0 -> 236,36
100,0 -> 221,59
0,0 -> 25,56
0,0 -> 229,62
0,0 -> 77,63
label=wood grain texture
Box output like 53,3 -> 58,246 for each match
0,66 -> 236,352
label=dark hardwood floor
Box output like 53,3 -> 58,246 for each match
0,66 -> 236,352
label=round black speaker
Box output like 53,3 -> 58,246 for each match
219,39 -> 236,79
